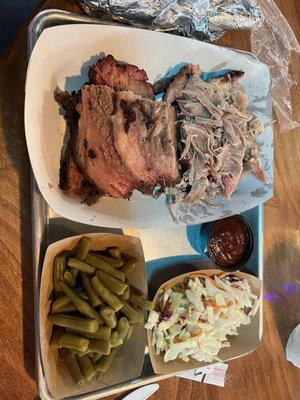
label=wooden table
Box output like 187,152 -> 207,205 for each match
0,0 -> 299,399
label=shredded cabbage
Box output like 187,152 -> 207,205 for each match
146,274 -> 259,363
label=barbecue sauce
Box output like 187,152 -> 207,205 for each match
208,216 -> 251,269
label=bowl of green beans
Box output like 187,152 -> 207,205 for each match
39,233 -> 153,399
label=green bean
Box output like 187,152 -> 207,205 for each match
91,353 -> 102,364
52,287 -> 82,313
86,254 -> 125,282
67,258 -> 95,274
67,326 -> 111,341
58,334 -> 89,352
87,339 -> 110,355
128,293 -> 154,311
77,289 -> 89,301
74,236 -> 91,261
100,306 -> 117,328
116,317 -> 130,342
109,331 -> 118,343
59,348 -> 85,386
52,290 -> 89,311
110,339 -> 123,348
120,259 -> 136,276
59,281 -> 101,322
77,354 -> 95,381
70,268 -> 80,286
125,324 -> 133,341
52,295 -> 70,313
50,326 -> 65,348
96,270 -> 128,295
48,314 -> 99,333
66,240 -> 83,258
80,272 -> 101,307
95,348 -> 117,373
121,286 -> 130,300
53,252 -> 67,294
76,350 -> 93,357
91,276 -> 123,312
109,247 -> 121,261
96,254 -> 123,268
130,284 -> 144,296
109,332 -> 123,348
55,303 -> 77,313
71,268 -> 79,278
120,300 -> 144,323
63,270 -> 77,287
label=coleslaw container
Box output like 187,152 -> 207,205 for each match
147,269 -> 262,375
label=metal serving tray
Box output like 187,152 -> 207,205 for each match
28,9 -> 263,400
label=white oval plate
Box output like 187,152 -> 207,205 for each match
25,24 -> 273,228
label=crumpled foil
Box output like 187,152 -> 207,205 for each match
79,0 -> 300,131
79,0 -> 262,41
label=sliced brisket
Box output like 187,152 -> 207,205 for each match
57,55 -> 160,201
74,85 -> 179,198
55,90 -> 99,200
89,54 -> 154,99
111,91 -> 180,192
74,85 -> 138,198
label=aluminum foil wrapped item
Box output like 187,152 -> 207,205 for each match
79,0 -> 261,41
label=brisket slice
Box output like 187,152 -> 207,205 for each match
89,54 -> 154,99
74,85 -> 138,198
74,85 -> 180,198
57,55 -> 156,201
111,91 -> 180,192
55,90 -> 100,203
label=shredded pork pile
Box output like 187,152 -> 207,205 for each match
165,66 -> 266,203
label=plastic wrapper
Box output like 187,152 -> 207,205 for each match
251,0 -> 300,132
79,0 -> 299,132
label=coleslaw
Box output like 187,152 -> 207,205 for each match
145,273 -> 260,363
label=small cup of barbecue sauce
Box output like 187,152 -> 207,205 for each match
207,215 -> 253,271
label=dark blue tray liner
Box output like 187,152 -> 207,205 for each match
146,205 -> 262,298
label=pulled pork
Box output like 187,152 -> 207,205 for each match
165,67 -> 266,203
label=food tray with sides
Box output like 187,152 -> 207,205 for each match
29,9 -> 263,400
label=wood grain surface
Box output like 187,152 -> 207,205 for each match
0,0 -> 299,399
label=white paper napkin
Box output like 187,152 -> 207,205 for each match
177,363 -> 228,387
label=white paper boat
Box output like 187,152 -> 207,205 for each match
39,233 -> 147,399
147,269 -> 262,375
25,24 -> 273,228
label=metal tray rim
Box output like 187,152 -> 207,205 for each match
28,9 -> 264,400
